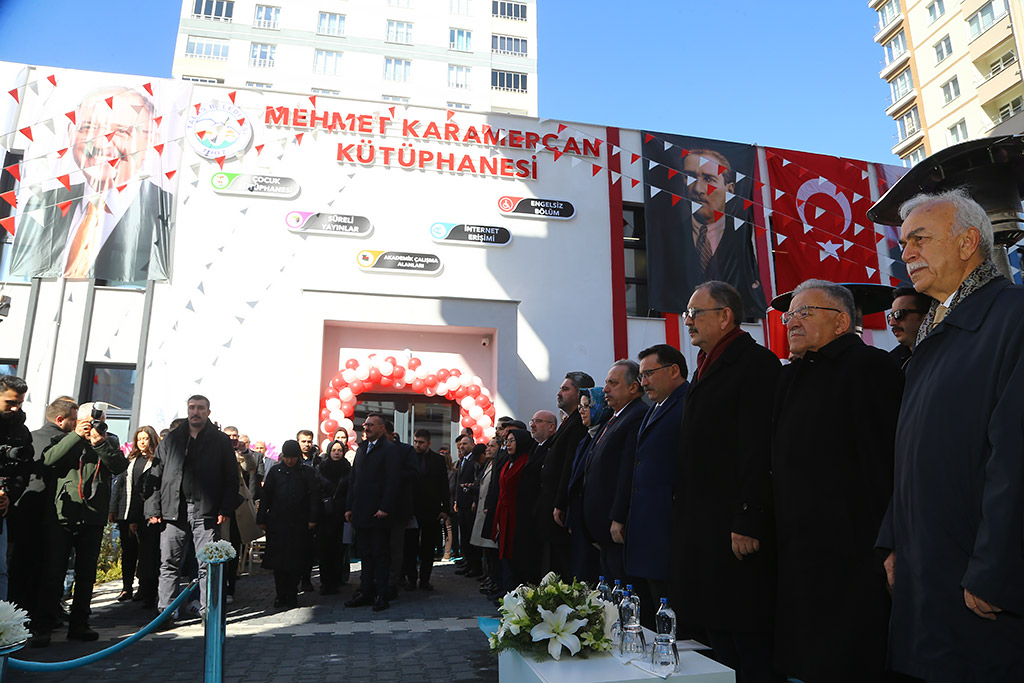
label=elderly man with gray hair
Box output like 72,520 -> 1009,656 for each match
876,187 -> 1024,681
771,278 -> 904,683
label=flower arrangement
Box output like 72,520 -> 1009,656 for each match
488,572 -> 616,661
196,540 -> 237,564
0,601 -> 30,647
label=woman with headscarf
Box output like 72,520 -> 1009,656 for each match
109,425 -> 160,608
317,432 -> 353,594
492,428 -> 537,592
257,440 -> 320,608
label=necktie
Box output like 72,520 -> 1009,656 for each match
594,414 -> 617,445
933,304 -> 948,330
65,197 -> 104,278
696,223 -> 712,271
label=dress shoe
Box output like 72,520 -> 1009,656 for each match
300,580 -> 315,593
131,593 -> 144,602
372,597 -> 390,612
67,624 -> 99,642
345,592 -> 374,608
464,569 -> 483,578
115,590 -> 133,602
419,581 -> 434,591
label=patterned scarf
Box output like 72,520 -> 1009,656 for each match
916,259 -> 1005,346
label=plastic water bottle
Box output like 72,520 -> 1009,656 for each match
655,597 -> 677,643
627,587 -> 641,625
618,589 -> 646,661
610,579 -> 624,606
597,576 -> 611,602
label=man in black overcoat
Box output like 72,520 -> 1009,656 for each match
404,429 -> 450,591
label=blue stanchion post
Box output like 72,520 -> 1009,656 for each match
204,558 -> 227,683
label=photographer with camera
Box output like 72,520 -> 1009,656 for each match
36,401 -> 127,645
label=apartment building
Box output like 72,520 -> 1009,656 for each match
171,0 -> 537,115
872,0 -> 1024,165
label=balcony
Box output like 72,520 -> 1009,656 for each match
873,13 -> 903,45
968,15 -> 1013,62
249,58 -> 275,68
976,63 -> 1022,105
867,0 -> 888,10
879,50 -> 911,80
885,88 -> 917,118
892,127 -> 926,156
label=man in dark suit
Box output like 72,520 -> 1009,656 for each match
11,86 -> 172,283
453,435 -> 482,577
513,410 -> 556,584
345,413 -> 402,611
582,360 -> 646,582
404,429 -> 450,591
675,282 -> 780,683
541,372 -> 593,580
625,344 -> 688,627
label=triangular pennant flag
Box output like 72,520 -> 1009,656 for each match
591,164 -> 602,177
57,174 -> 71,190
630,153 -> 640,164
309,95 -> 317,108
104,95 -> 114,109
255,144 -> 264,155
42,119 -> 54,135
389,106 -> 396,118
713,210 -> 724,222
0,215 -> 14,235
166,170 -> 177,180
295,133 -> 304,144
610,171 -> 621,185
671,194 -> 682,206
630,178 -> 640,188
679,148 -> 689,158
570,156 -> 582,168
7,88 -> 18,103
726,192 -> 735,203
854,223 -> 864,235
650,187 -> 662,198
803,223 -> 814,234
866,267 -> 877,278
3,164 -> 20,182
215,157 -> 226,169
197,282 -> 205,294
775,189 -> 785,200
185,300 -> 195,312
142,82 -> 153,96
663,141 -> 672,151
781,158 -> 791,167
236,316 -> 245,324
853,192 -> 863,203
57,199 -> 72,216
734,220 -> 744,231
222,338 -> 233,349
667,169 -> 679,180
815,206 -> 825,219
843,240 -> 853,251
776,234 -> 787,245
240,208 -> 248,215
743,199 -> 754,211
117,184 -> 128,193
18,126 -> 32,142
64,111 -> 76,125
446,109 -> 455,120
47,74 -> 57,87
153,115 -> 162,128
644,133 -> 654,144
247,301 -> 258,308
862,170 -> 869,180
648,159 -> 658,170
735,171 -> 745,182
557,123 -> 567,134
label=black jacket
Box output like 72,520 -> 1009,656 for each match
411,449 -> 450,521
144,420 -> 240,522
317,456 -> 351,524
536,411 -> 587,541
345,438 -> 402,528
0,411 -> 33,514
257,461 -> 320,571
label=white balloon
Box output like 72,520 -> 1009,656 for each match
338,387 -> 354,402
478,415 -> 492,428
394,380 -> 406,389
340,418 -> 354,432
356,366 -> 370,381
412,366 -> 427,380
460,396 -> 475,410
325,397 -> 342,411
471,376 -> 482,387
481,387 -> 491,398
329,410 -> 346,423
460,374 -> 473,388
341,368 -> 356,383
469,405 -> 484,419
436,380 -> 448,395
403,348 -> 412,356
424,387 -> 435,397
483,427 -> 496,439
380,362 -> 394,377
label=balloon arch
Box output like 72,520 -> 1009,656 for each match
318,353 -> 498,451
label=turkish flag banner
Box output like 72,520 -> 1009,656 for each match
766,148 -> 881,293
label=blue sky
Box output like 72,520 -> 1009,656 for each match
0,0 -> 897,164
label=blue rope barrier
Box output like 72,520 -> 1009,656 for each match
8,578 -> 201,672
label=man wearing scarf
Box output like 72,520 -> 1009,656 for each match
877,188 -> 1024,681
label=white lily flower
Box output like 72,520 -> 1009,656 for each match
600,599 -> 618,640
530,604 -> 588,660
540,571 -> 560,586
499,592 -> 529,635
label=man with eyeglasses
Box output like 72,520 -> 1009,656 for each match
673,281 -> 779,681
344,412 -> 402,612
771,279 -> 903,683
11,86 -> 173,283
886,286 -> 931,369
876,188 -> 1024,681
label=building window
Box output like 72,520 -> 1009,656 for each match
182,75 -> 224,84
491,69 -> 527,92
250,42 -> 276,68
192,0 -> 233,21
878,0 -> 899,29
883,31 -> 907,65
968,0 -> 1009,41
989,51 -> 1017,77
381,94 -> 410,103
246,81 -> 272,89
896,106 -> 921,141
998,96 -> 1024,122
81,364 -> 136,409
448,101 -> 471,110
904,146 -> 926,167
492,34 -> 528,56
384,57 -> 411,82
622,203 -> 657,318
947,119 -> 968,145
388,0 -> 412,6
185,36 -> 230,60
386,20 -> 413,44
448,65 -> 471,89
314,49 -> 342,75
313,88 -> 341,96
941,76 -> 960,104
450,28 -> 472,51
927,0 -> 944,23
492,1 -> 527,20
451,0 -> 471,14
318,12 -> 345,36
254,5 -> 280,29
0,361 -> 16,377
934,35 -> 952,63
890,69 -> 913,102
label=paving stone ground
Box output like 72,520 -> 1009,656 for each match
7,559 -> 500,682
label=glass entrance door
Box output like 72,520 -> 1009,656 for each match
351,394 -> 458,463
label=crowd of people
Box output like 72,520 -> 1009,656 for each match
0,188 -> 1019,682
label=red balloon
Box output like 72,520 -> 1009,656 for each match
324,387 -> 339,400
323,419 -> 339,434
342,400 -> 356,415
455,386 -> 468,399
446,391 -> 457,401
385,356 -> 397,365
320,407 -> 331,421
379,376 -> 394,387
330,375 -> 345,389
424,374 -> 437,388
468,385 -> 481,398
408,357 -> 422,370
437,369 -> 451,382
411,378 -> 425,392
475,395 -> 490,407
461,416 -> 474,428
350,380 -> 364,394
368,368 -> 382,383
345,358 -> 359,370
392,366 -> 406,380
450,369 -> 462,377
486,405 -> 496,417
472,424 -> 484,438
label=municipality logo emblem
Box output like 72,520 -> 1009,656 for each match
186,102 -> 253,160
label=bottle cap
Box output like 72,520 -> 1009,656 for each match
660,597 -> 668,603
626,584 -> 633,590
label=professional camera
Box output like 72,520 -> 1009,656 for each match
90,401 -> 108,435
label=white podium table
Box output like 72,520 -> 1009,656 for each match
498,647 -> 734,683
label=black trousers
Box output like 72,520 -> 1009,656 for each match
318,519 -> 349,588
118,522 -> 138,592
356,526 -> 390,599
705,629 -> 775,683
273,569 -> 299,604
403,516 -> 441,584
46,523 -> 103,628
458,508 -> 480,570
7,497 -> 52,628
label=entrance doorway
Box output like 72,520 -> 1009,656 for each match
352,394 -> 459,465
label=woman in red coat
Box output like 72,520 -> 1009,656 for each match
492,428 -> 536,593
